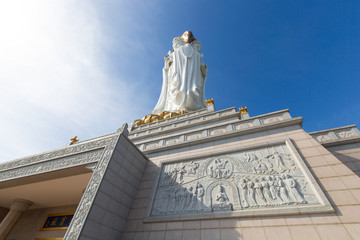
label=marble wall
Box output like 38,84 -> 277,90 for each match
122,127 -> 360,240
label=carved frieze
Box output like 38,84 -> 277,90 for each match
0,149 -> 103,182
146,140 -> 332,220
0,135 -> 117,174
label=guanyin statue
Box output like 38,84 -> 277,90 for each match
153,31 -> 208,114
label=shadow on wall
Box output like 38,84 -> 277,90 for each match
331,145 -> 360,178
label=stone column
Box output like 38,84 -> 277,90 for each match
0,199 -> 32,240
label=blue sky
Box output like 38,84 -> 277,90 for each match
0,0 -> 359,162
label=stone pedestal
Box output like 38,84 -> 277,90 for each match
0,199 -> 32,240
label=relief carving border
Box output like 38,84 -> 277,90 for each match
0,149 -> 104,182
64,124 -> 128,240
0,134 -> 118,173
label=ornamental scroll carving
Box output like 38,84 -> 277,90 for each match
64,124 -> 128,240
149,143 -> 323,218
0,134 -> 118,172
0,149 -> 104,182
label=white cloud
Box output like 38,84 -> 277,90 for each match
0,0 -> 151,162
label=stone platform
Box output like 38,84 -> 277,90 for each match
0,107 -> 360,240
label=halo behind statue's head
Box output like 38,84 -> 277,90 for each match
180,31 -> 196,43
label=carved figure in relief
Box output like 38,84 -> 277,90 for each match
188,186 -> 197,210
209,166 -> 214,178
173,165 -> 186,183
254,160 -> 268,174
216,186 -> 229,203
261,177 -> 273,205
185,161 -> 199,175
267,176 -> 280,204
244,153 -> 258,163
184,187 -> 192,211
284,175 -> 307,204
196,182 -> 205,210
246,179 -> 257,207
167,188 -> 178,213
209,159 -> 231,179
213,185 -> 233,211
266,152 -> 290,173
177,188 -> 187,211
254,178 -> 267,206
238,178 -> 249,208
276,176 -> 292,204
184,185 -> 195,211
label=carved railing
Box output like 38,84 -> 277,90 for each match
136,110 -> 297,152
129,107 -> 238,140
310,125 -> 360,145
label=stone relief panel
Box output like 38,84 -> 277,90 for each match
162,125 -> 173,131
315,134 -> 332,142
261,115 -> 284,125
219,110 -> 234,116
205,114 -> 219,120
149,128 -> 160,134
148,142 -> 330,220
209,126 -> 227,136
336,130 -> 356,139
176,121 -> 188,127
165,137 -> 180,145
186,132 -> 202,141
189,118 -> 203,124
146,142 -> 159,150
234,122 -> 254,131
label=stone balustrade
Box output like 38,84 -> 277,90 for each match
134,109 -> 297,153
310,125 -> 360,146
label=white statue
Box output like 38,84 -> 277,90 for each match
153,31 -> 208,114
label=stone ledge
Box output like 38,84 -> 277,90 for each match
139,116 -> 302,154
144,205 -> 334,223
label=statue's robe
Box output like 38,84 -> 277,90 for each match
153,38 -> 206,114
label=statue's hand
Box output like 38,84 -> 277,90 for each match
200,64 -> 208,78
164,55 -> 173,70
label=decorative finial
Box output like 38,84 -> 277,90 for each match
239,107 -> 248,114
70,136 -> 79,144
206,98 -> 214,106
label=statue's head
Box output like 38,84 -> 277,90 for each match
181,31 -> 196,43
